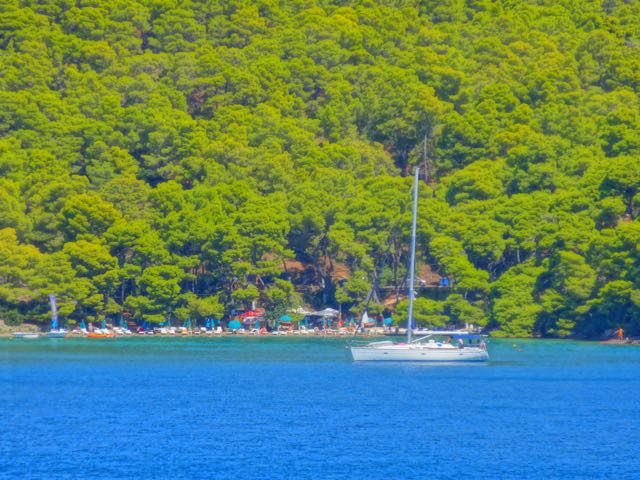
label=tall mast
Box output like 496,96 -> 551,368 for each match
407,167 -> 419,343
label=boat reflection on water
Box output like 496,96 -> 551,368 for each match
353,359 -> 490,368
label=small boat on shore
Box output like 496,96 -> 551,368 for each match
87,332 -> 115,338
46,330 -> 67,338
12,332 -> 40,339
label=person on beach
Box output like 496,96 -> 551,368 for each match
616,327 -> 624,340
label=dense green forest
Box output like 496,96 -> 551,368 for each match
1,0 -> 640,337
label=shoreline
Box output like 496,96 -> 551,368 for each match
1,331 -> 639,344
0,330 -> 377,339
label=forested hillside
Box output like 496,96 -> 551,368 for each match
1,0 -> 640,337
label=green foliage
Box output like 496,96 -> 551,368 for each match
395,294 -> 487,328
429,235 -> 489,292
1,0 -> 640,338
335,271 -> 371,312
445,294 -> 487,328
59,194 -> 122,240
184,293 -> 224,322
262,279 -> 301,321
490,263 -> 544,337
125,265 -> 186,323
396,298 -> 448,328
581,280 -> 640,337
231,284 -> 260,310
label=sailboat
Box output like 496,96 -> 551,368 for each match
46,294 -> 67,338
350,167 -> 489,362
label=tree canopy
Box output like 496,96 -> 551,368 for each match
2,0 -> 640,337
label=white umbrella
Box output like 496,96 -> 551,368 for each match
291,307 -> 313,315
313,308 -> 339,318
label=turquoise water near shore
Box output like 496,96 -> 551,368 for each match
1,337 -> 639,480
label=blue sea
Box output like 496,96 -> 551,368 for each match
1,337 -> 639,480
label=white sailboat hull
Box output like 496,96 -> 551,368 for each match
351,345 -> 489,362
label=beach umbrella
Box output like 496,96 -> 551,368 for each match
240,310 -> 260,318
314,308 -> 339,317
80,320 -> 87,330
384,317 -> 394,326
292,307 -> 312,315
279,315 -> 292,321
228,320 -> 242,330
